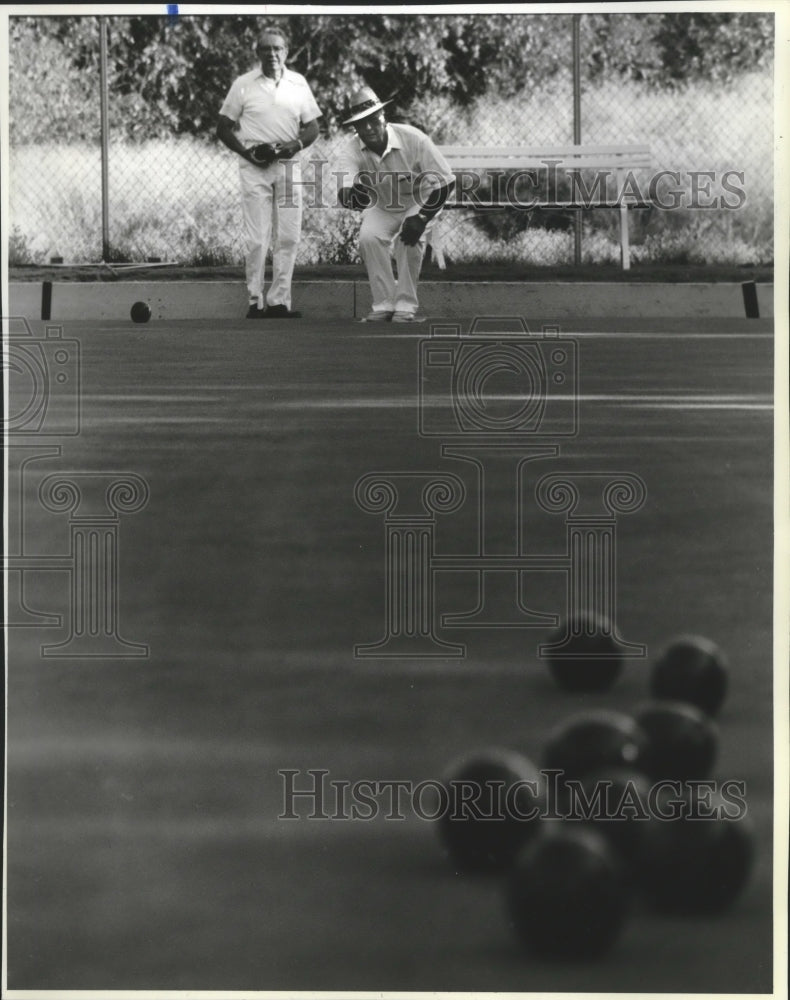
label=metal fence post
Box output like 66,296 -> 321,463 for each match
99,16 -> 110,262
572,13 -> 582,266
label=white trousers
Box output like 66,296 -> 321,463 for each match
239,159 -> 302,308
359,205 -> 426,314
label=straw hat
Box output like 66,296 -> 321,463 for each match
341,86 -> 392,125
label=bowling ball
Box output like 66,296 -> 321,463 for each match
541,614 -> 624,693
506,825 -> 630,959
636,790 -> 755,914
436,748 -> 546,874
564,766 -> 653,861
130,301 -> 152,323
542,710 -> 650,787
635,700 -> 719,781
650,634 -> 728,715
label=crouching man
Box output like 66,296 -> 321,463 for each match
336,87 -> 455,323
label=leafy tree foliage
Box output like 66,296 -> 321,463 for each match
9,12 -> 774,143
654,12 -> 775,85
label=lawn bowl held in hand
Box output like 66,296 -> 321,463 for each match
649,634 -> 729,715
436,748 -> 547,874
130,301 -> 152,323
506,825 -> 631,960
541,614 -> 625,693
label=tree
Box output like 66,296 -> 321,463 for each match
655,12 -> 774,86
8,12 -> 775,144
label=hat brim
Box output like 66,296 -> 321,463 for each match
341,99 -> 391,126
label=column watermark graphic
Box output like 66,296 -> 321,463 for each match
535,472 -> 647,660
354,473 -> 466,658
354,316 -> 647,660
3,316 -> 150,657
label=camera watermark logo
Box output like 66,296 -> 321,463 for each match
3,315 -> 149,657
354,316 -> 646,660
3,317 -> 81,435
419,318 -> 577,438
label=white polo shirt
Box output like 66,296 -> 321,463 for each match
336,123 -> 455,212
219,67 -> 321,147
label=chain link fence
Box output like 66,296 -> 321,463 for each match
8,13 -> 774,269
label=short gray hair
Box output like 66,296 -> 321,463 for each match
257,25 -> 289,50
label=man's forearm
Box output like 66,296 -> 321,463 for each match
418,180 -> 456,219
299,119 -> 320,150
217,118 -> 251,161
278,119 -> 320,159
217,117 -> 319,161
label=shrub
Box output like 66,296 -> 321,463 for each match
8,225 -> 43,265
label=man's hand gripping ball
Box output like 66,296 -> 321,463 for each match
399,213 -> 428,247
249,142 -> 283,167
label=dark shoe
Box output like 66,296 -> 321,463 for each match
263,304 -> 302,319
246,304 -> 266,319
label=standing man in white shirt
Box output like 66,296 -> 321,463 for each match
336,86 -> 456,323
217,26 -> 321,319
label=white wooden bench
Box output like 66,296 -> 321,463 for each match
431,144 -> 652,270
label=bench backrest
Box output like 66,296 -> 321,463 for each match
439,145 -> 651,171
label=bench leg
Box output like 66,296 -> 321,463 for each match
620,202 -> 631,271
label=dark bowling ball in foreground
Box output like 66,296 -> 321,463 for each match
650,634 -> 728,715
568,767 -> 652,861
437,748 -> 546,874
130,301 -> 152,323
542,614 -> 624,693
542,709 -> 650,786
636,791 -> 755,914
635,699 -> 719,781
507,826 -> 630,959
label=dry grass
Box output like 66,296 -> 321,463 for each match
8,71 -> 773,266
